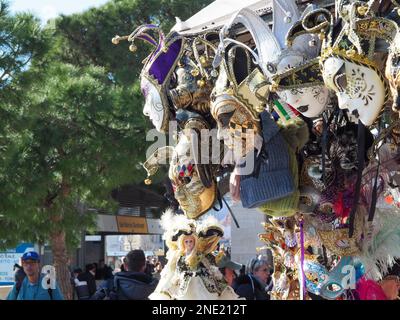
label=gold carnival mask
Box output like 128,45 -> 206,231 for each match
317,207 -> 365,256
143,118 -> 216,219
211,46 -> 267,161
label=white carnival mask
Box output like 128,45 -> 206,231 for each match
322,57 -> 386,126
112,25 -> 185,133
213,1 -> 328,119
291,4 -> 397,125
275,53 -> 330,117
141,77 -> 168,132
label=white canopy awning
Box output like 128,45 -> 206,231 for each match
173,0 -> 273,35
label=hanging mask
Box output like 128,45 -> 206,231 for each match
169,121 -> 217,219
272,58 -> 330,118
214,3 -> 329,118
112,25 -> 185,133
317,207 -> 365,257
295,6 -> 396,126
303,257 -> 329,296
386,31 -> 400,113
142,119 -> 217,219
322,56 -> 387,126
320,256 -> 355,300
169,37 -> 218,115
328,122 -> 374,171
211,47 -> 265,162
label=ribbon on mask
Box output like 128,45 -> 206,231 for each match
300,216 -> 306,300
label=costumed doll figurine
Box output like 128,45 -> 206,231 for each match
149,210 -> 241,300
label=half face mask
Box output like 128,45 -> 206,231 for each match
319,256 -> 355,300
316,207 -> 365,257
303,257 -> 329,296
322,56 -> 386,126
294,5 -> 397,126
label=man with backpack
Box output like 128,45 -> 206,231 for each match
92,249 -> 158,300
6,251 -> 64,300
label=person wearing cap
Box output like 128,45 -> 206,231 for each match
216,252 -> 242,287
6,251 -> 64,300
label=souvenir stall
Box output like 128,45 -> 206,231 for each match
112,0 -> 400,300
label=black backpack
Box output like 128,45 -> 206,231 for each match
14,268 -> 26,296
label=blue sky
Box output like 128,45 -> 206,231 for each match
10,0 -> 110,22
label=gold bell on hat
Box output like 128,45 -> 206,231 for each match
145,177 -> 152,185
129,44 -> 137,53
199,55 -> 207,66
346,49 -> 357,58
197,79 -> 206,88
357,5 -> 368,16
112,36 -> 120,45
318,32 -> 325,41
191,69 -> 200,77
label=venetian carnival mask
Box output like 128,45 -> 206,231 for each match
319,256 -> 355,300
211,49 -> 264,162
169,129 -> 217,219
302,255 -> 356,300
168,37 -> 218,115
386,31 -> 400,112
141,76 -> 169,132
142,123 -> 216,219
293,4 -> 397,126
303,256 -> 329,296
213,2 -> 329,118
316,207 -> 365,257
273,55 -> 330,118
322,57 -> 386,126
112,25 -> 185,133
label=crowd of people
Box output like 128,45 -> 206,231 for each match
6,248 -> 282,300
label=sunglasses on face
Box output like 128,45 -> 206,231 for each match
23,260 -> 39,265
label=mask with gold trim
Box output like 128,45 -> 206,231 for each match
211,46 -> 265,162
302,254 -> 329,296
112,25 -> 185,133
295,4 -> 396,125
169,37 -> 218,115
143,120 -> 217,220
213,2 -> 329,118
316,207 -> 366,257
386,17 -> 400,113
170,125 -> 217,220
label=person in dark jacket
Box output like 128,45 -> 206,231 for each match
113,250 -> 158,300
78,263 -> 97,298
93,250 -> 158,300
233,256 -> 271,300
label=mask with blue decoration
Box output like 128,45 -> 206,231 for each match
319,256 -> 355,300
303,258 -> 329,295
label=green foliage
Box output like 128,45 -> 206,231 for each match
0,0 -> 212,250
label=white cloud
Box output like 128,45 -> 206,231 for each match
10,0 -> 110,22
39,5 -> 58,22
